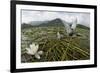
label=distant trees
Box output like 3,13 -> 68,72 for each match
21,23 -> 33,29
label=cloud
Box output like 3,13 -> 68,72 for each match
22,10 -> 90,27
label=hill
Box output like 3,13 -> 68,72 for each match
77,24 -> 89,30
38,18 -> 64,27
29,21 -> 49,26
21,23 -> 33,29
21,18 -> 89,29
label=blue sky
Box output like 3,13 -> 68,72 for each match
22,10 -> 90,27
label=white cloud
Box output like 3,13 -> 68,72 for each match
22,10 -> 90,27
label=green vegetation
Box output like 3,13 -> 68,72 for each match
21,18 -> 90,63
21,24 -> 90,63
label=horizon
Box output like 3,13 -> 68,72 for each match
22,10 -> 90,27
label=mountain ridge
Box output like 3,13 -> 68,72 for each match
21,18 -> 89,29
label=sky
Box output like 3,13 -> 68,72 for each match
21,10 -> 90,27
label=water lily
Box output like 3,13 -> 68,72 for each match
25,43 -> 43,59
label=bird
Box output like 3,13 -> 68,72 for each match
62,16 -> 77,36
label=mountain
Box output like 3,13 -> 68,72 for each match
21,18 -> 89,29
77,24 -> 89,30
38,18 -> 64,27
21,18 -> 64,29
29,21 -> 49,26
21,23 -> 33,29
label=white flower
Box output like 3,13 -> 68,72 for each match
57,32 -> 61,39
35,51 -> 43,59
25,43 -> 43,59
